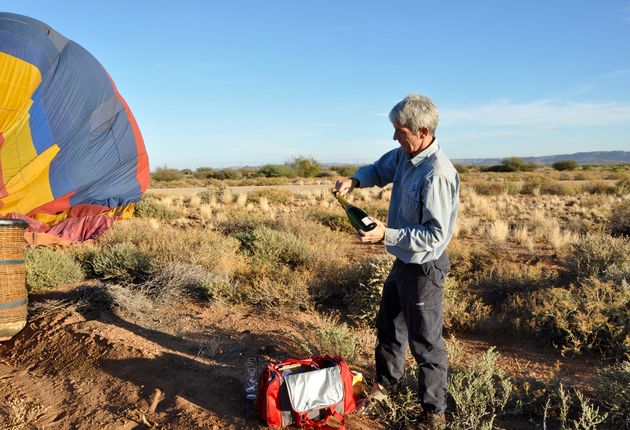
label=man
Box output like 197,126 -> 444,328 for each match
335,94 -> 459,430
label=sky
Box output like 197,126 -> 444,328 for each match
2,1 -> 630,169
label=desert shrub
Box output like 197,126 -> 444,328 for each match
303,317 -> 362,362
307,208 -> 355,234
257,164 -> 296,178
552,160 -> 579,171
151,166 -> 184,182
100,219 -> 244,276
467,180 -> 518,195
83,242 -> 154,284
567,232 -> 630,282
475,262 -> 559,299
331,164 -> 357,177
361,203 -> 389,223
541,181 -> 579,196
367,365 -> 425,428
520,175 -> 552,195
25,247 -> 84,292
596,361 -> 630,426
315,170 -> 337,178
454,164 -> 470,173
583,180 -> 618,195
196,184 -> 227,204
443,278 -> 491,331
290,156 -> 321,177
211,168 -> 243,180
544,384 -> 608,430
236,226 -> 310,269
615,178 -> 630,195
247,188 -> 293,205
505,277 -> 629,358
609,199 -> 630,237
448,347 -> 513,430
134,198 -> 185,221
140,263 -> 216,302
226,265 -> 311,310
344,253 -> 393,326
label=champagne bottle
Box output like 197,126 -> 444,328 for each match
332,191 -> 377,232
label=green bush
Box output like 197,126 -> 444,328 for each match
226,265 -> 311,310
307,209 -> 355,234
567,232 -> 630,282
303,318 -> 362,362
151,166 -> 184,182
330,164 -> 357,177
449,347 -> 513,430
291,156 -> 321,177
583,180 -> 618,195
344,253 -> 393,326
444,278 -> 491,331
257,164 -> 296,178
247,188 -> 293,205
609,199 -> 630,237
83,243 -> 154,284
506,277 -> 629,358
25,247 -> 84,292
596,361 -> 630,426
100,219 -> 244,276
134,198 -> 185,221
552,160 -> 579,171
236,226 -> 311,269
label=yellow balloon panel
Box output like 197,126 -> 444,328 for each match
1,103 -> 38,184
0,52 -> 42,133
0,144 -> 58,215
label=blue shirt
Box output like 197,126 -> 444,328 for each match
352,142 -> 460,264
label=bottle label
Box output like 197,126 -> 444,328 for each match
361,217 -> 372,226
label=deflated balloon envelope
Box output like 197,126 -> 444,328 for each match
0,12 -> 149,242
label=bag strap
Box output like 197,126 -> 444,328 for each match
298,407 -> 345,430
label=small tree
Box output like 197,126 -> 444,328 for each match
258,164 -> 296,178
501,157 -> 526,172
291,156 -> 321,177
552,159 -> 579,171
151,166 -> 184,181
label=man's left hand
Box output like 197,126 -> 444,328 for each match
358,218 -> 386,243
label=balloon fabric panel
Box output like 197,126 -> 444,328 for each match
0,12 -> 150,242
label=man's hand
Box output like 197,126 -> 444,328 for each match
358,218 -> 386,243
334,178 -> 358,196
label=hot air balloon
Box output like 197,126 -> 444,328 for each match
0,13 -> 149,244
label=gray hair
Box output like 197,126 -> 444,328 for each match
389,94 -> 439,135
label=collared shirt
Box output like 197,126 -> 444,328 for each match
352,142 -> 460,264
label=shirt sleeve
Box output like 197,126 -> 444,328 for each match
384,175 -> 458,254
352,149 -> 399,188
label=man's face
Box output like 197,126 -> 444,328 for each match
392,123 -> 424,155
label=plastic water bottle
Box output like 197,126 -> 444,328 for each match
244,356 -> 258,401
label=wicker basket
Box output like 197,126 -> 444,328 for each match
0,219 -> 29,341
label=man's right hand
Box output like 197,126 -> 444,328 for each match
334,178 -> 358,196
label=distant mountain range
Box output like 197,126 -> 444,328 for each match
452,151 -> 630,166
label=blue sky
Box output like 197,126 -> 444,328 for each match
2,1 -> 630,169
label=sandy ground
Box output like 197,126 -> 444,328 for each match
0,286 -> 383,430
0,280 -> 599,430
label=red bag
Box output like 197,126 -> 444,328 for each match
256,355 -> 356,429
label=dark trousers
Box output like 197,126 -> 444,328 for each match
375,253 -> 449,413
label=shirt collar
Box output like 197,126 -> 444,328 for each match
409,139 -> 439,166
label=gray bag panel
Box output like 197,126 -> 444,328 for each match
284,366 -> 344,413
